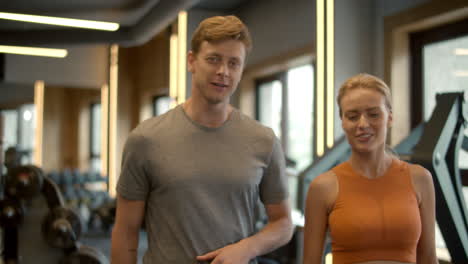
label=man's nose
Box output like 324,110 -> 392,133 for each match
216,62 -> 229,77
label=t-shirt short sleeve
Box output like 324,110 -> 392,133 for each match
116,132 -> 151,201
259,135 -> 289,204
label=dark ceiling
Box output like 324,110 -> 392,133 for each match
0,0 -> 249,47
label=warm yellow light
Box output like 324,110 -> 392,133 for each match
454,70 -> 468,77
316,0 -> 325,157
326,0 -> 334,149
0,12 -> 119,31
177,11 -> 187,105
454,48 -> 468,55
33,80 -> 44,167
101,84 -> 109,177
325,253 -> 333,264
170,33 -> 179,108
0,45 -> 67,58
108,45 -> 119,197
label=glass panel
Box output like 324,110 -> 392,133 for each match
91,157 -> 101,174
154,96 -> 172,116
91,104 -> 101,156
287,64 -> 314,171
258,80 -> 282,138
1,110 -> 18,150
90,103 -> 101,173
18,104 -> 35,164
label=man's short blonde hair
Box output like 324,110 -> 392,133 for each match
191,15 -> 252,55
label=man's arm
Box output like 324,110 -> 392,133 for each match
111,194 -> 146,264
197,199 -> 293,264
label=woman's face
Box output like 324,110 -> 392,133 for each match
340,88 -> 392,154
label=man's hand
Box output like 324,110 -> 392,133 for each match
196,240 -> 254,264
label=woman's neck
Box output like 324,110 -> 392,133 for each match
348,150 -> 393,179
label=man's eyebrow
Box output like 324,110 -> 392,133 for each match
366,107 -> 381,111
204,52 -> 221,57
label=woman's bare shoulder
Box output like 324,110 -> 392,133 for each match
307,170 -> 339,208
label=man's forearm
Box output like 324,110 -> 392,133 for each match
241,216 -> 294,259
111,226 -> 140,264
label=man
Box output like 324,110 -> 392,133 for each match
111,15 -> 293,264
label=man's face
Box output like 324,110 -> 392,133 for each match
188,39 -> 246,105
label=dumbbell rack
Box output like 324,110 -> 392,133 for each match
0,166 -> 109,264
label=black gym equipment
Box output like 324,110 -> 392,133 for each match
42,207 -> 82,250
5,165 -> 44,200
1,164 -> 109,264
411,92 -> 468,263
59,244 -> 109,264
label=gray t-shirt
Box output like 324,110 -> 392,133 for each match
117,105 -> 288,264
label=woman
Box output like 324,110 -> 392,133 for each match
303,73 -> 438,264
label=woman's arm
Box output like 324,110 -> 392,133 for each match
410,164 -> 438,264
303,171 -> 337,264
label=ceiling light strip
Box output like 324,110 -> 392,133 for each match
316,0 -> 325,157
0,12 -> 119,31
326,0 -> 334,149
169,33 -> 179,108
33,80 -> 44,167
108,45 -> 119,197
0,45 -> 67,58
177,11 -> 187,105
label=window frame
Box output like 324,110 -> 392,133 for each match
410,17 -> 468,128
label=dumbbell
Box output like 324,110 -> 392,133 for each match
5,165 -> 44,200
41,207 -> 82,250
60,244 -> 109,264
0,198 -> 23,227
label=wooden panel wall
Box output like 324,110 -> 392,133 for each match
42,86 -> 100,172
114,30 -> 170,182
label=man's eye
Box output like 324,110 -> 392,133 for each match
206,57 -> 220,63
347,115 -> 358,121
229,61 -> 240,68
369,113 -> 380,118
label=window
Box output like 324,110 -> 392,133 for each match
153,95 -> 171,116
0,105 -> 35,168
256,64 -> 314,171
18,104 -> 35,164
1,109 -> 18,172
90,103 -> 101,173
1,110 -> 18,151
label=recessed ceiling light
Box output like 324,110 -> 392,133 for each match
0,12 -> 119,31
0,45 -> 67,58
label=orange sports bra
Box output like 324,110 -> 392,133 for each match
328,159 -> 421,264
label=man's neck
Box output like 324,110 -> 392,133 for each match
183,98 -> 233,128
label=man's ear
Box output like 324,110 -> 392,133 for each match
187,51 -> 196,73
